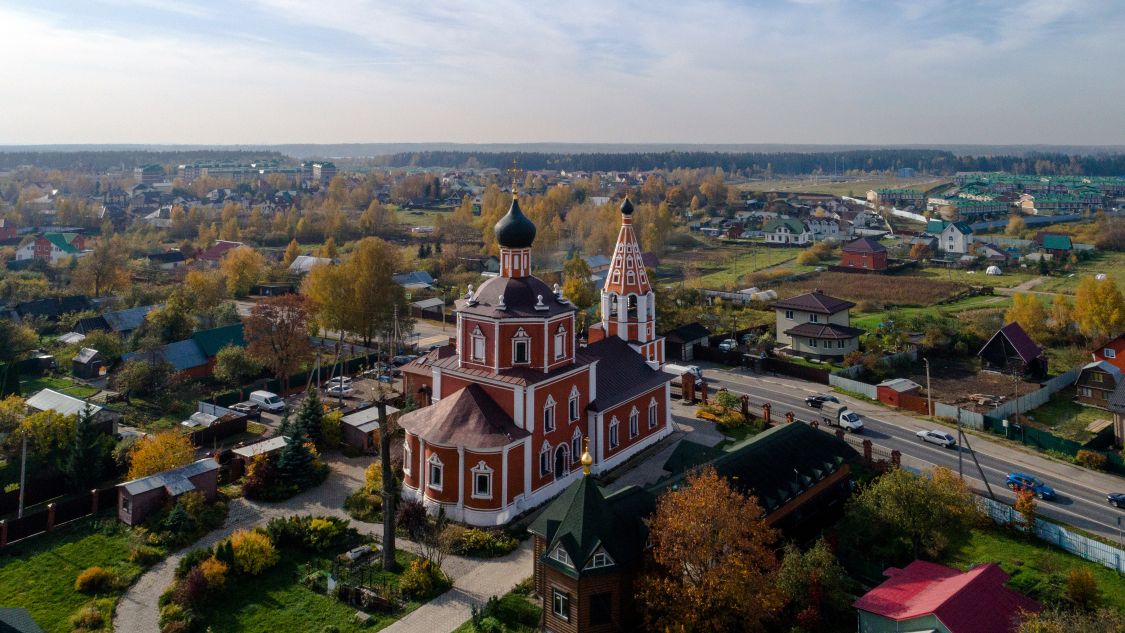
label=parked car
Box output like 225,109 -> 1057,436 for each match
325,384 -> 356,398
1107,493 -> 1125,508
323,376 -> 353,388
718,339 -> 738,352
249,390 -> 286,412
1006,472 -> 1056,500
391,355 -> 418,366
915,429 -> 956,448
805,394 -> 840,409
230,401 -> 260,415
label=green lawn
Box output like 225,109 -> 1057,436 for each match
665,245 -> 808,289
19,375 -> 99,399
1023,388 -> 1107,442
946,527 -> 1125,611
850,294 -> 1010,331
0,518 -> 147,633
903,266 -> 1038,288
195,548 -> 427,633
1036,251 -> 1125,295
737,177 -> 949,197
452,581 -> 540,633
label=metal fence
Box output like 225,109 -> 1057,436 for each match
990,368 -> 1080,421
829,374 -> 877,399
979,496 -> 1125,573
934,402 -> 985,429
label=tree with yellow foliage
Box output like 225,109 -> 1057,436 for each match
1005,293 -> 1049,343
1074,276 -> 1125,342
282,239 -> 301,267
220,246 -> 267,297
637,466 -> 783,633
126,431 -> 195,480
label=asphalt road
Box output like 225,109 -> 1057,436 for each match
704,369 -> 1125,541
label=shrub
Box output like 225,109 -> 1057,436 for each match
198,557 -> 229,591
159,603 -> 192,629
1076,450 -> 1108,471
172,567 -> 208,607
176,547 -> 214,578
399,559 -> 447,600
344,490 -> 383,522
796,250 -> 819,265
70,602 -> 105,630
75,566 -> 114,594
161,621 -> 190,633
129,544 -> 164,566
231,529 -> 279,575
444,526 -> 519,558
397,499 -> 429,539
1065,568 -> 1103,611
265,515 -> 353,552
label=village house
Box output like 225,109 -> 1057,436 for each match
77,304 -> 157,339
144,250 -> 187,270
72,347 -> 106,380
530,422 -> 857,633
804,217 -> 841,241
1035,232 -> 1073,258
117,459 -> 220,526
840,237 -> 888,272
1093,334 -> 1125,373
662,322 -> 710,362
25,388 -> 118,432
763,218 -> 809,245
854,560 -> 1041,633
978,322 -> 1048,378
399,197 -> 672,526
15,233 -> 88,263
195,240 -> 244,267
1074,360 -> 1122,408
287,255 -> 333,276
773,290 -> 864,360
939,222 -> 974,255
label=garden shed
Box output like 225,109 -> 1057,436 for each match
117,458 -> 220,526
341,405 -> 401,453
72,347 -> 106,379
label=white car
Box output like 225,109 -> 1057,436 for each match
325,384 -> 356,398
916,429 -> 956,448
323,376 -> 353,388
718,339 -> 738,352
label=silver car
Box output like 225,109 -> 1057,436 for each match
916,429 -> 956,448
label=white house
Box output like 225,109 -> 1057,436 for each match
939,222 -> 974,255
763,218 -> 810,245
805,218 -> 841,241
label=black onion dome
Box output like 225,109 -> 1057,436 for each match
494,196 -> 537,248
620,196 -> 634,215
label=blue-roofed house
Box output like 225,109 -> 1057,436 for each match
582,254 -> 612,273
122,340 -> 209,378
392,270 -> 435,291
76,304 -> 157,338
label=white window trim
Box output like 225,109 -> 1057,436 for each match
583,549 -> 615,571
471,461 -> 493,499
648,398 -> 658,429
554,327 -> 566,360
569,391 -> 580,422
471,326 -> 486,362
403,440 -> 413,475
539,441 -> 552,477
571,427 -> 582,459
629,407 -> 639,438
552,588 -> 571,621
512,327 -> 531,365
427,454 -> 444,491
1106,348 -> 1116,359
544,395 -> 557,433
609,417 -> 620,449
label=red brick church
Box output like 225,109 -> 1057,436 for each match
400,196 -> 673,525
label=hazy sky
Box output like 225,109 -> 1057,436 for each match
2,0 -> 1124,145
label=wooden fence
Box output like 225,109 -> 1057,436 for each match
0,486 -> 116,548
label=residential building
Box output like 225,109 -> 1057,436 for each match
15,233 -> 88,263
1075,360 -> 1122,408
312,162 -> 337,186
76,304 -> 158,339
0,218 -> 18,241
0,608 -> 45,633
805,217 -> 841,241
773,290 -> 863,359
340,405 -> 402,454
392,270 -> 436,291
1093,334 -> 1125,373
840,237 -> 888,271
869,188 -> 925,207
9,296 -> 90,322
978,322 -> 1048,378
663,322 -> 710,362
939,222 -> 974,255
854,560 -> 1041,633
288,255 -> 333,275
72,347 -> 106,380
763,218 -> 809,245
195,240 -> 244,266
145,250 -> 187,270
117,459 -> 219,526
134,164 -> 165,185
530,422 -> 857,633
1035,232 -> 1073,257
399,197 -> 672,526
925,219 -> 951,235
25,388 -> 118,432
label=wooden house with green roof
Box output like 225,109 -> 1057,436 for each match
763,218 -> 810,245
529,422 -> 857,632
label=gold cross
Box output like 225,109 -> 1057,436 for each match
506,160 -> 522,197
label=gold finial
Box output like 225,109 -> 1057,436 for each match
507,160 -> 521,198
580,437 -> 593,476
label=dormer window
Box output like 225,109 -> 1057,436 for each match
550,545 -> 573,567
1106,348 -> 1116,359
513,328 -> 530,364
471,326 -> 486,362
584,549 -> 615,570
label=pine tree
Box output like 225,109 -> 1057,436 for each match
276,427 -> 317,491
63,405 -> 110,490
295,389 -> 325,446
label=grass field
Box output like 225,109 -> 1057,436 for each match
850,294 -> 1010,330
196,548 -> 425,633
768,271 -> 969,309
946,527 -> 1125,611
736,176 -> 949,198
1036,251 -> 1125,295
0,518 -> 145,633
1023,388 -> 1106,442
662,244 -> 807,288
394,207 -> 453,228
19,375 -> 99,400
901,266 -> 1039,289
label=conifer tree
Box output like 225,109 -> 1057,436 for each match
276,426 -> 317,491
294,388 -> 325,447
64,405 -> 111,490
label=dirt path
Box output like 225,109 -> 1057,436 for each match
114,456 -> 531,633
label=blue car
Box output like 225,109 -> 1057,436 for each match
1006,472 -> 1056,500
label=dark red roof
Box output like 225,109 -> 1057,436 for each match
784,322 -> 865,340
843,237 -> 887,254
994,322 -> 1044,364
773,290 -> 855,315
854,561 -> 1040,633
197,240 -> 244,261
396,384 -> 529,448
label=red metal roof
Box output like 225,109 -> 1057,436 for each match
853,561 -> 1041,633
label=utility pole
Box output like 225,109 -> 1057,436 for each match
956,409 -> 963,480
18,431 -> 27,519
924,357 -> 933,417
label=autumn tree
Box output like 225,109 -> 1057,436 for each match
561,253 -> 597,330
283,239 -> 301,267
183,269 -> 230,329
1017,608 -> 1125,633
1005,294 -> 1049,343
1074,277 -> 1125,342
909,241 -> 933,260
1014,490 -> 1037,529
637,466 -> 783,633
245,294 -> 313,392
775,540 -> 854,632
73,235 -> 129,297
220,246 -> 267,297
336,238 -> 410,347
839,466 -> 978,563
1047,295 -> 1074,336
1006,215 -> 1027,236
127,431 -> 195,479
1064,568 -> 1103,611
358,200 -> 394,236
213,344 -> 262,388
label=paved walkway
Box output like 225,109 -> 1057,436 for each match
114,456 -> 532,633
606,401 -> 724,492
